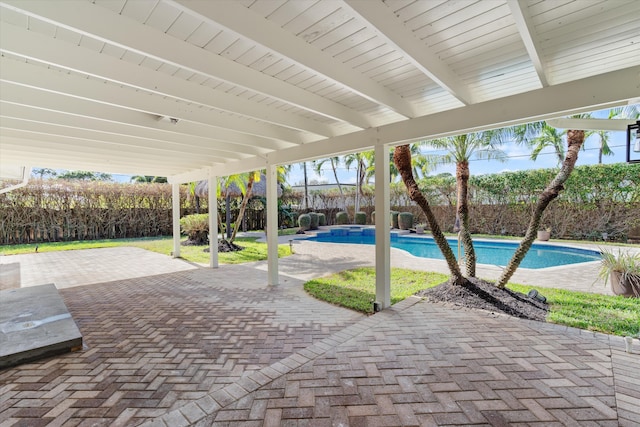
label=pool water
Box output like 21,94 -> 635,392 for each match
306,227 -> 601,269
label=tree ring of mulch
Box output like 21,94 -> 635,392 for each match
416,277 -> 548,322
203,239 -> 244,253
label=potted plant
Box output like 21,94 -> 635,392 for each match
415,224 -> 426,234
537,227 -> 551,241
598,248 -> 640,298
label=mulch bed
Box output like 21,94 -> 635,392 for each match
416,277 -> 549,322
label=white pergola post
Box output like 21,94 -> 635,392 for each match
374,143 -> 391,309
266,162 -> 279,286
208,173 -> 218,268
171,183 -> 181,258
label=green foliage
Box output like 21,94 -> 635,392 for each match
508,284 -> 640,337
390,211 -> 399,229
336,211 -> 349,225
304,268 -> 448,314
354,211 -> 366,225
180,214 -> 209,244
309,212 -> 319,230
0,237 -> 292,264
317,212 -> 326,226
57,170 -> 113,181
398,212 -> 414,230
298,213 -> 311,231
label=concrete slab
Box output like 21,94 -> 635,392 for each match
0,283 -> 82,369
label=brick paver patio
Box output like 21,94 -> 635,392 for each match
1,245 -> 638,426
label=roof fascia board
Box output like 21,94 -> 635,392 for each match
268,65 -> 640,166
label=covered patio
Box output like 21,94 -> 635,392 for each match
1,1 -> 639,425
1,0 -> 639,308
0,245 -> 639,425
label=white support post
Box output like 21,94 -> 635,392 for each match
171,183 -> 181,258
266,162 -> 279,286
374,143 -> 391,309
208,173 -> 218,268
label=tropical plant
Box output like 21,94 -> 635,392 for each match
312,157 -> 344,195
421,131 -> 507,277
393,145 -> 465,285
496,129 -> 587,288
354,211 -> 366,225
398,212 -> 414,230
298,213 -> 311,231
336,211 -> 349,225
180,213 -> 209,245
598,248 -> 640,297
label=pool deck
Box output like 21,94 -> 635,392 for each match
0,236 -> 639,426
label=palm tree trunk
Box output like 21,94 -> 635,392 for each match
394,145 -> 465,285
330,158 -> 344,196
229,174 -> 255,243
496,130 -> 585,288
456,161 -> 476,277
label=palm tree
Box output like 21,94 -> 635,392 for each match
496,129 -> 587,288
527,123 -> 566,165
344,152 -> 370,214
393,145 -> 465,285
312,157 -> 344,195
421,131 -> 507,277
389,144 -> 426,182
514,114 -> 594,166
596,105 -> 640,163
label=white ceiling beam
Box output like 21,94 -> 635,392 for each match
0,58 -> 305,149
172,0 -> 417,118
0,101 -> 271,157
168,153 -> 267,183
344,0 -> 474,105
507,0 -> 548,87
0,125 -> 235,163
547,118 -> 636,131
269,65 -> 640,166
0,139 -> 202,176
2,0 -> 373,128
0,22 -> 335,138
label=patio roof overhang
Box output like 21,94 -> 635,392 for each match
1,0 -> 639,182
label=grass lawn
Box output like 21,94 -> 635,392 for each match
304,268 -> 640,337
304,268 -> 448,313
0,235 -> 292,264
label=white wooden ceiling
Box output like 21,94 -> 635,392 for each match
1,0 -> 639,182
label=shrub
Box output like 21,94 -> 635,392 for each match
180,214 -> 209,244
390,211 -> 399,229
355,211 -> 367,225
317,212 -> 326,226
298,213 -> 311,231
309,212 -> 319,230
398,212 -> 414,230
336,211 -> 349,225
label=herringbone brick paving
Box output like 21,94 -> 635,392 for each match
0,261 -> 362,426
2,245 -> 639,426
172,297 -> 637,427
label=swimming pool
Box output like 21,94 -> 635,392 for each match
305,227 -> 601,269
